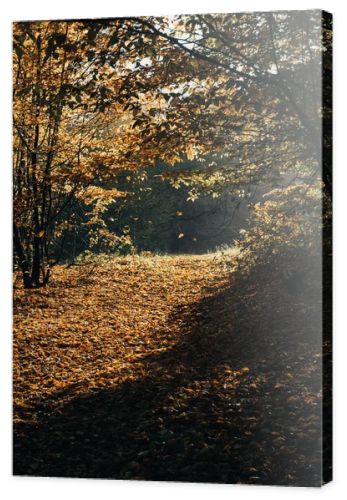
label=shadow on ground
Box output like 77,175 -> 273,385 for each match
13,272 -> 325,486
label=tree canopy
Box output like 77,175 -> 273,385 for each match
13,11 -> 330,287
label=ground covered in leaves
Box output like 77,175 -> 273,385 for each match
13,254 -> 324,485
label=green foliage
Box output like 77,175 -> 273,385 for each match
102,161 -> 253,255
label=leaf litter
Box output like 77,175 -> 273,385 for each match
13,255 -> 324,485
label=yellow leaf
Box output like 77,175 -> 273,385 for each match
186,144 -> 196,161
191,58 -> 199,69
36,230 -> 45,238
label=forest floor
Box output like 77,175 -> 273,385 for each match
13,254 -> 325,485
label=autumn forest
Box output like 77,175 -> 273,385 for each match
13,11 -> 332,486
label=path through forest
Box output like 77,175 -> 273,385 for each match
13,255 -> 323,485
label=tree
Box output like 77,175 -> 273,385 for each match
13,19 -> 168,286
13,11 -> 329,287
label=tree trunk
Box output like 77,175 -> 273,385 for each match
31,233 -> 41,287
13,222 -> 32,289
